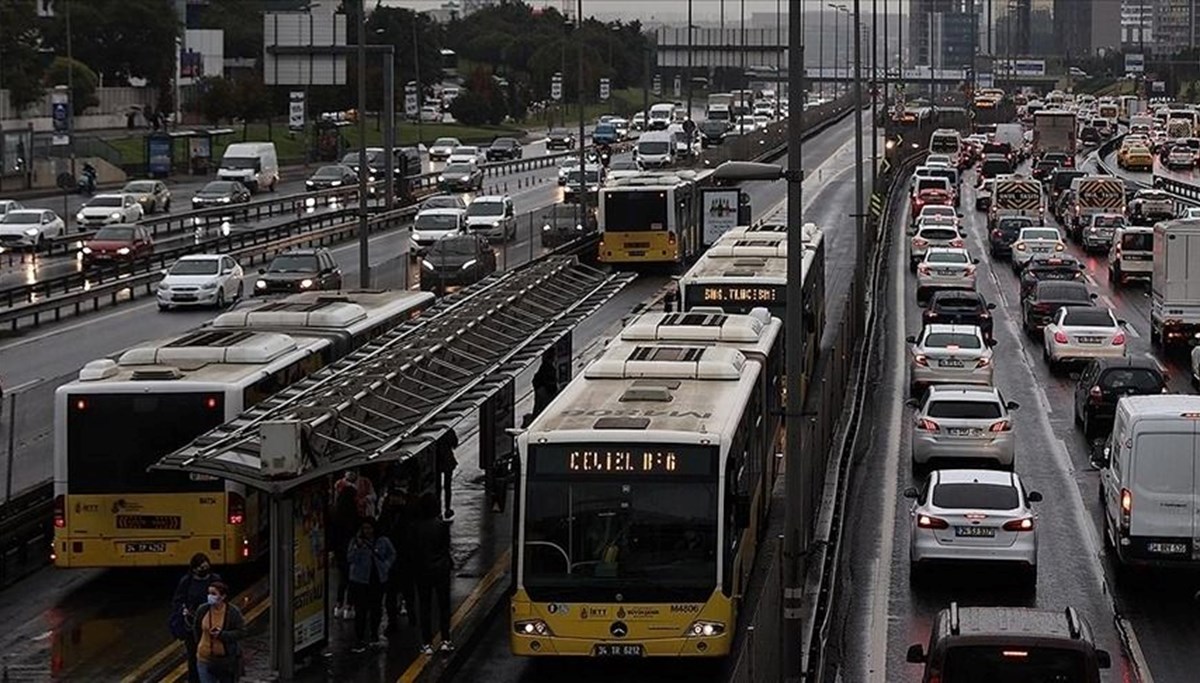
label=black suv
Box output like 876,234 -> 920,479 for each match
486,137 -> 523,161
989,216 -> 1035,258
1074,358 -> 1167,438
921,290 -> 996,341
419,233 -> 497,294
1019,254 -> 1086,300
255,248 -> 343,295
546,129 -> 576,150
907,603 -> 1113,683
1022,281 -> 1095,334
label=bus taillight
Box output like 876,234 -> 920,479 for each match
242,539 -> 251,559
227,492 -> 245,526
53,495 -> 66,528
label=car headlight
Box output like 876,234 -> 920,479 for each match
576,223 -> 584,231
201,281 -> 219,290
81,246 -> 92,254
687,620 -> 726,637
116,247 -> 131,255
421,259 -> 435,270
110,212 -> 122,220
542,224 -> 551,231
491,221 -> 501,228
460,259 -> 477,270
331,180 -> 342,187
76,213 -> 85,221
300,278 -> 314,289
24,228 -> 39,237
157,281 -> 170,291
256,279 -> 268,290
305,181 -> 314,188
218,197 -> 231,203
138,197 -> 150,204
438,175 -> 446,182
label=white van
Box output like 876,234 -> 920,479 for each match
218,142 -> 279,193
635,131 -> 675,168
1098,395 -> 1200,573
648,103 -> 676,131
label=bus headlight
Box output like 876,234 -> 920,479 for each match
688,620 -> 726,637
514,619 -> 553,636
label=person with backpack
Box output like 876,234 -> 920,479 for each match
192,581 -> 246,683
347,517 -> 396,652
171,553 -> 222,683
413,493 -> 454,654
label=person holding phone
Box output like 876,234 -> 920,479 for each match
192,582 -> 246,683
347,517 -> 396,652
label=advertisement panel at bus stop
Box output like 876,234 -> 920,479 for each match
293,480 -> 328,653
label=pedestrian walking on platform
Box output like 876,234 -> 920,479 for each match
192,581 -> 246,683
435,431 -> 459,521
379,484 -> 417,632
330,480 -> 360,620
413,494 -> 454,655
347,517 -> 396,652
171,553 -> 222,683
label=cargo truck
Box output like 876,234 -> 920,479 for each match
1151,219 -> 1200,348
1031,110 -> 1077,160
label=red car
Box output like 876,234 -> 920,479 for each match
910,188 -> 955,221
80,224 -> 154,268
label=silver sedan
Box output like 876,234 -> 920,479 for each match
908,384 -> 1019,471
916,248 -> 978,300
908,324 -> 994,396
905,468 -> 1041,589
1042,306 -> 1126,372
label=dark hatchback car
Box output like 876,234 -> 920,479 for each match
1079,125 -> 1101,145
699,119 -> 730,147
438,163 -> 484,192
1047,169 -> 1086,203
1019,254 -> 1086,300
546,129 -> 576,150
1042,151 -> 1073,169
486,137 -> 523,162
1022,281 -> 1096,334
191,180 -> 252,209
254,248 -> 342,295
989,215 -> 1036,258
921,290 -> 996,341
1074,358 -> 1167,438
1031,159 -> 1060,182
977,154 -> 1013,184
539,203 -> 597,248
305,164 -> 358,191
419,233 -> 497,293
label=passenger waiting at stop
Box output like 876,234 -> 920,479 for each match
531,351 -> 560,419
347,517 -> 396,652
413,493 -> 454,655
336,470 -> 378,519
192,581 -> 246,683
435,431 -> 459,520
171,553 -> 223,683
330,481 -> 360,620
378,483 -> 418,632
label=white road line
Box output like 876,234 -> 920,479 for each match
1125,323 -> 1141,339
1085,273 -> 1099,287
1143,352 -> 1167,373
1100,295 -> 1116,309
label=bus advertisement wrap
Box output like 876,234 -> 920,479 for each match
702,189 -> 741,246
294,480 -> 328,653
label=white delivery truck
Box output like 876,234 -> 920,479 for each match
217,142 -> 279,193
1151,219 -> 1200,349
1031,110 -> 1077,159
635,130 -> 675,168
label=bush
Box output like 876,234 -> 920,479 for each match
450,88 -> 507,126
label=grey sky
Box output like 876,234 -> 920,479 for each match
380,0 -> 914,22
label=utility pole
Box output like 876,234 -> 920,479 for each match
832,6 -> 840,97
776,0 -> 782,121
577,0 -> 587,245
854,0 -> 865,273
412,14 -> 424,146
820,5 -> 826,100
871,0 -> 878,186
740,0 -> 746,134
356,0 -> 370,288
687,0 -> 694,121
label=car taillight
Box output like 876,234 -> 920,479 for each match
964,265 -> 976,275
227,492 -> 245,526
54,495 -> 66,529
991,229 -> 1002,239
918,264 -> 930,275
1112,332 -> 1126,345
989,419 -> 1011,432
1034,302 -> 1052,312
1015,242 -> 1026,251
913,238 -> 928,247
1002,517 -> 1035,531
917,514 -> 949,529
950,238 -> 965,247
1090,385 -> 1104,403
977,357 -> 991,368
1120,488 -> 1132,530
1053,330 -> 1069,343
914,354 -> 929,367
1055,243 -> 1065,251
668,231 -> 677,245
915,417 -> 938,431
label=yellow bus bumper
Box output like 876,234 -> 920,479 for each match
511,631 -> 732,657
53,534 -> 244,568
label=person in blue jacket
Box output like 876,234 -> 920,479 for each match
347,517 -> 396,652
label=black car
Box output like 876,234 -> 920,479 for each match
539,203 -> 597,248
699,119 -> 729,147
1079,125 -> 1101,145
486,137 -> 523,161
980,141 -> 1014,163
1042,152 -> 1073,169
305,164 -> 358,191
977,154 -> 1013,183
1047,169 -> 1087,203
191,180 -> 252,209
254,248 -> 342,295
419,233 -> 497,293
1074,358 -> 1167,437
438,163 -> 484,192
1022,280 -> 1096,334
921,290 -> 996,341
1031,159 -> 1059,182
989,215 -> 1036,258
1020,254 -> 1087,300
546,129 -> 576,151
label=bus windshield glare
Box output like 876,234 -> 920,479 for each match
604,191 -> 669,232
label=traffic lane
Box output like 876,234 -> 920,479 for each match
877,188 -> 1133,681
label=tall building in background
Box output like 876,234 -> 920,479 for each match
1052,0 -> 1122,56
1122,0 -> 1155,49
1010,0 -> 1032,54
910,0 -> 977,67
1153,0 -> 1198,55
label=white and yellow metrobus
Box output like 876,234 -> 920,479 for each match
52,290 -> 433,568
511,311 -> 782,658
597,170 -> 713,268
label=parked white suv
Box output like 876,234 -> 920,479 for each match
76,193 -> 144,228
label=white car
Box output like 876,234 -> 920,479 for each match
464,195 -> 515,242
419,106 -> 443,123
909,224 -> 964,271
1183,206 -> 1200,219
907,324 -> 995,396
76,193 -> 144,228
1010,226 -> 1065,271
156,254 -> 245,310
447,146 -> 486,166
925,154 -> 954,167
1108,225 -> 1153,284
1042,306 -> 1127,372
910,205 -> 960,234
427,137 -> 462,161
0,209 -> 65,250
732,116 -> 759,133
557,158 -> 580,186
0,199 -> 24,218
905,468 -> 1041,588
411,207 -> 466,254
917,248 -> 978,299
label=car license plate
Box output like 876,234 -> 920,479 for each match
593,644 -> 644,657
947,427 -> 980,436
1077,336 -> 1102,344
173,295 -> 197,302
937,269 -> 957,276
955,526 -> 996,537
1033,247 -> 1051,253
123,541 -> 167,554
938,359 -> 964,368
1147,542 -> 1188,555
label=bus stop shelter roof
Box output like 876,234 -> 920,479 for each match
152,257 -> 634,494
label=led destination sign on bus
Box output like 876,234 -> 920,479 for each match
531,446 -> 715,476
686,284 -> 784,309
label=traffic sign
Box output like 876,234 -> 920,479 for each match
551,73 -> 563,101
652,74 -> 662,96
672,75 -> 681,99
599,77 -> 610,101
404,82 -> 419,117
289,91 -> 306,130
869,192 -> 883,218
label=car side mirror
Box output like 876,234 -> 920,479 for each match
1006,401 -> 1020,410
1118,319 -> 1128,326
906,644 -> 927,664
987,302 -> 997,310
1090,293 -> 1098,299
906,335 -> 917,344
1096,649 -> 1112,669
972,258 -> 981,265
905,398 -> 921,409
1027,490 -> 1044,503
957,213 -> 964,218
902,486 -> 919,499
987,339 -> 998,347
258,268 -> 266,275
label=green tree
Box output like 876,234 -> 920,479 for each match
449,89 -> 492,126
0,0 -> 47,112
40,0 -> 180,88
195,0 -> 311,61
45,57 -> 100,115
233,75 -> 271,138
196,76 -> 236,125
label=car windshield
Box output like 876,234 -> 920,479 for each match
926,399 -> 1002,419
1022,229 -> 1060,241
493,138 -> 517,147
1039,284 -> 1090,301
1100,368 -> 1163,392
917,180 -> 949,192
202,182 -> 236,194
942,645 -> 1087,682
1093,215 -> 1124,227
467,201 -> 504,217
924,332 -> 982,349
610,160 -> 639,171
997,218 -> 1034,231
268,254 -> 319,273
1062,309 -> 1115,327
926,252 -> 969,264
88,197 -> 123,208
415,213 -> 461,230
639,141 -> 670,155
551,130 -> 571,138
93,227 -> 135,241
429,238 -> 479,256
595,124 -> 616,135
919,228 -> 958,241
924,207 -> 954,217
444,164 -> 473,175
314,166 -> 346,178
932,483 -> 1018,510
1,212 -> 40,224
432,138 -> 458,148
981,160 -> 1013,175
223,157 -> 260,170
170,259 -> 220,275
421,196 -> 463,211
1139,191 -> 1169,200
1121,232 -> 1153,250
124,182 -> 156,192
567,170 -> 601,183
701,121 -> 727,133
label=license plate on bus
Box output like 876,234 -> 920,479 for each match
938,359 -> 964,368
123,541 -> 167,554
1147,542 -> 1188,555
955,526 -> 996,538
593,644 -> 644,657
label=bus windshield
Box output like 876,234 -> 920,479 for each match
603,190 -> 670,232
66,392 -> 225,494
930,135 -> 959,154
522,444 -> 718,602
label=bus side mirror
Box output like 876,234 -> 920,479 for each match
906,644 -> 927,664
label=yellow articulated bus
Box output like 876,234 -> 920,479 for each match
597,170 -> 712,268
52,290 -> 432,568
511,315 -> 782,658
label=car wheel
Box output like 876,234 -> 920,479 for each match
1083,411 -> 1097,439
1022,565 -> 1038,592
216,288 -> 226,309
158,303 -> 170,312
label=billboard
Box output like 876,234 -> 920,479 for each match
293,480 -> 328,653
701,188 -> 741,246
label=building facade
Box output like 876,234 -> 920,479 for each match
910,0 -> 977,67
1052,0 -> 1122,56
1153,0 -> 1197,54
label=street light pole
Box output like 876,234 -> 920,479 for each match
577,0 -> 587,244
687,0 -> 694,121
871,0 -> 878,185
356,0 -> 370,288
820,4 -> 826,100
775,0 -> 782,121
831,5 -> 840,96
740,0 -> 746,135
853,0 -> 864,272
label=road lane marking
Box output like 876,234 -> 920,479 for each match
1143,352 -> 1167,373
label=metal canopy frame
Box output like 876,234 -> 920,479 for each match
153,257 -> 634,494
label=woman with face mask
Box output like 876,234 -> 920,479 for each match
171,553 -> 222,683
191,581 -> 246,683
